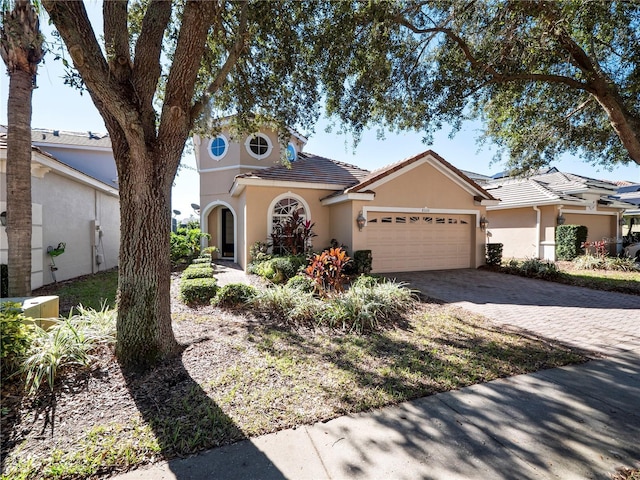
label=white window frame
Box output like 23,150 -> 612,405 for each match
245,133 -> 273,160
207,134 -> 229,161
267,192 -> 312,238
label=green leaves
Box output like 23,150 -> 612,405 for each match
314,0 -> 640,170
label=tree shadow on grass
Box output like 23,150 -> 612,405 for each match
122,348 -> 287,480
241,301 -> 638,478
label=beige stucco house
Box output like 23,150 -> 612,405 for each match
484,169 -> 632,260
195,126 -> 498,273
0,127 -> 119,290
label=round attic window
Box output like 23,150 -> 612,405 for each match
208,135 -> 228,161
245,133 -> 272,160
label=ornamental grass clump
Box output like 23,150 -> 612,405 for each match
20,305 -> 116,395
319,279 -> 417,333
250,285 -> 319,323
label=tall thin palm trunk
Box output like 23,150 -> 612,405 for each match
0,0 -> 44,296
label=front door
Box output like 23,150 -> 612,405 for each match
221,208 -> 234,258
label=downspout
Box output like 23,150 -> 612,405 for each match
532,206 -> 541,259
616,211 -> 622,255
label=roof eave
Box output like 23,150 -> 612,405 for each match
321,192 -> 375,206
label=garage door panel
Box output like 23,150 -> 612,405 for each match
368,213 -> 473,273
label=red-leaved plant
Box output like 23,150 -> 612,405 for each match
305,247 -> 351,296
581,240 -> 608,258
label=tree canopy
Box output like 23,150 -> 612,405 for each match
314,0 -> 640,173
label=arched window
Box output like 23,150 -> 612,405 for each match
269,195 -> 312,255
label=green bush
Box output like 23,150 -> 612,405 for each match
249,280 -> 416,332
191,257 -> 211,265
0,264 -> 7,297
170,227 -> 211,263
573,254 -> 639,272
285,274 -> 315,293
211,283 -> 257,308
180,278 -> 218,305
556,225 -> 588,260
353,250 -> 373,274
250,285 -> 319,323
486,243 -> 503,266
21,306 -> 116,395
504,258 -> 560,279
249,241 -> 271,262
1,302 -> 35,383
248,255 -> 306,283
351,274 -> 385,288
318,281 -> 416,333
183,265 -> 214,279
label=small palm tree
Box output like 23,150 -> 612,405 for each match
0,0 -> 44,296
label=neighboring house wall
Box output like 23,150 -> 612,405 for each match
0,139 -> 120,290
487,208 -> 538,259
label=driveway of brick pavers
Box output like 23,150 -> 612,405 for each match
386,269 -> 640,355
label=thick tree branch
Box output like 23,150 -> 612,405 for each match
132,0 -> 172,144
103,0 -> 131,83
43,1 -> 140,140
191,1 -> 249,122
399,18 -> 592,92
157,0 -> 216,176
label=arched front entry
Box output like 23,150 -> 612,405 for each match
201,201 -> 237,262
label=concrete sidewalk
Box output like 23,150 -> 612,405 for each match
115,348 -> 640,480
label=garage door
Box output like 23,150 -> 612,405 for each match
367,213 -> 473,273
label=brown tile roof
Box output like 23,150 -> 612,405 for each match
346,150 -> 497,200
235,152 -> 370,186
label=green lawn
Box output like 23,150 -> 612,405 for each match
32,269 -> 118,315
557,267 -> 640,295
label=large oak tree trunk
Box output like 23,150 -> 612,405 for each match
114,147 -> 180,368
6,67 -> 33,297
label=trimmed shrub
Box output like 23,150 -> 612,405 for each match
353,250 -> 373,274
1,302 -> 35,383
187,262 -> 213,269
183,265 -> 214,279
192,257 -> 211,265
212,283 -> 257,308
180,278 -> 218,305
285,274 -> 315,293
556,225 -> 588,260
485,243 -> 503,266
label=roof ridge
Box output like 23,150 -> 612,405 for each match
530,178 -> 560,200
300,151 -> 370,173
